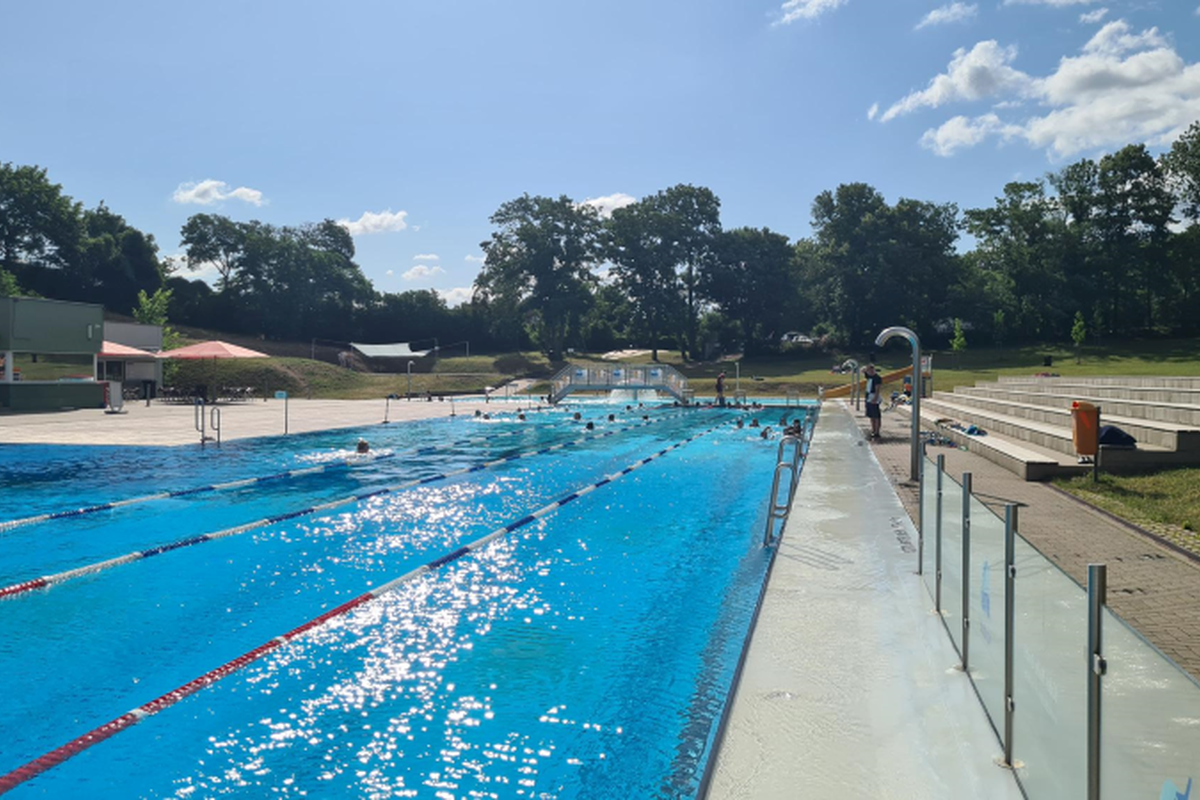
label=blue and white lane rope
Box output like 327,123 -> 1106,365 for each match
0,407 -> 687,535
0,427 -> 538,535
0,422 -> 722,795
0,414 -> 691,599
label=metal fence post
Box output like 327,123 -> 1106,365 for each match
935,454 -> 945,613
917,442 -> 926,576
1087,564 -> 1108,800
962,472 -> 972,672
1004,504 -> 1017,767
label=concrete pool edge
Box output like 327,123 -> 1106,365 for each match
705,403 -> 1024,799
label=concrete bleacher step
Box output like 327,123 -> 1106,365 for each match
926,393 -> 1200,452
999,376 -> 1200,389
895,404 -> 1081,481
957,386 -> 1200,427
991,381 -> 1200,408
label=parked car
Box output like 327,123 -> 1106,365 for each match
781,331 -> 813,344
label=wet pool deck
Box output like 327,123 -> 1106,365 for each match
0,397 -> 525,447
708,403 -> 1023,799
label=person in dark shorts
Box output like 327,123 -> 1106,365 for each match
864,364 -> 882,439
715,372 -> 726,407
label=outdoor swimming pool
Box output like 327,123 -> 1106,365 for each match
0,403 -> 813,798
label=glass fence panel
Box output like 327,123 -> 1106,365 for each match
1100,608 -> 1200,799
921,455 -> 938,600
1011,536 -> 1087,800
967,496 -> 1007,739
939,474 -> 964,657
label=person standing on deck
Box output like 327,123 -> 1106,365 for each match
864,364 -> 882,439
716,371 -> 726,407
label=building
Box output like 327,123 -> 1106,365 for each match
0,296 -> 106,411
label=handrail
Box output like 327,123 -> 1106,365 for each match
193,399 -> 208,445
763,434 -> 804,546
210,406 -> 222,446
549,362 -> 690,404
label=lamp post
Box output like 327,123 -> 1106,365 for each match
874,326 -> 922,482
841,359 -> 860,411
407,360 -> 414,400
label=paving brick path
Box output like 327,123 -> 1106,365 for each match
839,400 -> 1200,681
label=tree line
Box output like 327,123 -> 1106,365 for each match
2,122 -> 1198,359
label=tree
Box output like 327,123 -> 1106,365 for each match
649,185 -> 722,358
79,203 -> 164,313
1071,311 -> 1087,363
950,318 -> 967,368
605,199 -> 683,361
0,163 -> 82,276
1163,121 -> 1200,222
180,213 -> 248,292
0,268 -> 20,296
704,227 -> 799,355
475,195 -> 601,360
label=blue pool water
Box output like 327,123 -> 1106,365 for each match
0,404 -> 811,798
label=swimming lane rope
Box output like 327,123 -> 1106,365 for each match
0,421 -> 723,796
0,413 -> 692,599
0,406 -> 685,535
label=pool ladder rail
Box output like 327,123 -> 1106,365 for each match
194,399 -> 221,446
763,429 -> 810,547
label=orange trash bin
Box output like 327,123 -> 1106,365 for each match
1071,401 -> 1100,456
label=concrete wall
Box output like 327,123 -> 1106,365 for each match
0,382 -> 105,411
0,296 -> 103,354
105,321 -> 163,352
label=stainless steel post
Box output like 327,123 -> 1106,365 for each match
1087,563 -> 1107,800
962,472 -> 972,672
194,398 -> 206,445
1004,504 -> 1017,766
935,454 -> 945,613
917,444 -> 925,575
874,327 -> 922,481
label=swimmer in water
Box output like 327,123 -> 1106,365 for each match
356,439 -> 370,454
607,413 -> 615,422
586,421 -> 595,430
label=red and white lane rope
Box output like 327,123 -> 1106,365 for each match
0,422 -> 723,795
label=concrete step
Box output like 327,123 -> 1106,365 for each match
955,386 -> 1200,429
896,405 -> 1080,481
999,376 -> 1200,389
925,394 -> 1200,453
988,381 -> 1200,406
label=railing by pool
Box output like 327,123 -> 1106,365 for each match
919,451 -> 1200,800
550,363 -> 689,404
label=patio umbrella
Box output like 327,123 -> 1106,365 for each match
99,340 -> 157,358
159,340 -> 269,400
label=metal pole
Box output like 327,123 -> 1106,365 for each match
962,472 -> 972,672
935,454 -> 945,613
1087,563 -> 1107,800
874,327 -> 922,482
917,442 -> 925,575
384,396 -> 391,424
1003,504 -> 1017,766
407,361 -> 414,400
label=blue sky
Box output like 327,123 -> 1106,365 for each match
2,0 -> 1198,305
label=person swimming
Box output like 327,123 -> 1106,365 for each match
356,439 -> 370,454
586,421 -> 595,430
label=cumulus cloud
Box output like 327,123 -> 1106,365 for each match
172,179 -> 265,207
916,3 -> 978,30
412,253 -> 439,261
337,209 -> 409,236
880,41 -> 1034,122
465,254 -> 485,264
1004,0 -> 1095,6
385,269 -> 394,276
402,264 -> 445,281
867,102 -> 880,120
774,0 -> 849,25
895,19 -> 1200,159
438,287 -> 474,307
1079,8 -> 1108,24
580,192 -> 638,218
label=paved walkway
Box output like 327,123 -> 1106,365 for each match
852,400 -> 1200,680
0,396 -> 536,447
709,404 -> 1022,799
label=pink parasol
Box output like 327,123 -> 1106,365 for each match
160,341 -> 269,359
99,340 -> 158,358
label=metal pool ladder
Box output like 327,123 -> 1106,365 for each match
763,433 -> 806,547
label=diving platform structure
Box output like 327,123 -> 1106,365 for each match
549,363 -> 689,404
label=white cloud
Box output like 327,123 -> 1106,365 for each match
465,254 -> 485,264
894,20 -> 1200,159
172,179 -> 265,207
402,264 -> 445,281
1079,8 -> 1108,24
1004,0 -> 1095,6
337,209 -> 409,236
385,269 -> 394,276
580,192 -> 638,218
920,114 -> 1021,156
867,102 -> 880,120
438,287 -> 474,307
880,41 -> 1034,122
412,253 -> 439,261
916,3 -> 978,30
774,0 -> 848,25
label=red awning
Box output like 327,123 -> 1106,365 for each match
99,340 -> 158,358
159,341 -> 269,359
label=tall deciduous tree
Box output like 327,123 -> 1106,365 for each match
704,226 -> 799,355
180,213 -> 248,292
475,195 -> 601,360
605,199 -> 682,362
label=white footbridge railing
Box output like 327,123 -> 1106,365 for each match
550,363 -> 689,404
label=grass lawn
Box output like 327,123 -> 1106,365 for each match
1053,470 -> 1200,557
